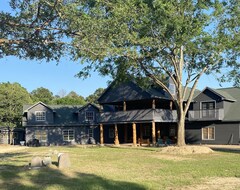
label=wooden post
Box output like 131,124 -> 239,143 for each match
152,99 -> 156,109
140,124 -> 143,142
132,123 -> 137,146
152,121 -> 156,146
170,101 -> 173,110
114,124 -> 120,145
124,125 -> 128,143
123,101 -> 127,111
157,127 -> 161,139
100,124 -> 104,146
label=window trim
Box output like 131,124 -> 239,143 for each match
200,100 -> 216,119
35,111 -> 46,121
34,130 -> 47,142
62,129 -> 75,142
85,111 -> 94,121
202,126 -> 215,140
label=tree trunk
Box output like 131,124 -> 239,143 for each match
177,110 -> 186,146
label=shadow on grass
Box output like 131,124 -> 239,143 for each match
210,147 -> 240,154
0,152 -> 146,190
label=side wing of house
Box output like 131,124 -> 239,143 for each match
186,87 -> 240,145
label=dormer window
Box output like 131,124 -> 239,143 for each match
35,111 -> 46,121
85,111 -> 94,121
169,83 -> 176,95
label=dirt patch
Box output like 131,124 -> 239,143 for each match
176,177 -> 240,190
0,145 -> 28,153
160,145 -> 214,155
152,154 -> 193,161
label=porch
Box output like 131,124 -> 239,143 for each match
99,122 -> 177,147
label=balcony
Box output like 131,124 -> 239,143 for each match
188,109 -> 224,121
100,109 -> 177,124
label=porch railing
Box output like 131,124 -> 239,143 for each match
188,109 -> 224,121
99,109 -> 178,124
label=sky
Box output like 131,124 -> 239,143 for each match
0,1 -> 234,98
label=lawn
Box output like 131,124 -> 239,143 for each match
0,145 -> 240,190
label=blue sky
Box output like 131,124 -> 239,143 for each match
0,1 -> 234,98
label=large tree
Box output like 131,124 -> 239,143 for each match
86,88 -> 105,104
0,82 -> 32,128
1,1 -> 239,146
31,87 -> 54,104
64,0 -> 239,146
53,91 -> 86,105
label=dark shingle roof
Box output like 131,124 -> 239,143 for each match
215,87 -> 240,121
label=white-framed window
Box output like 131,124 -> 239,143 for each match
201,101 -> 216,118
202,127 -> 215,140
35,111 -> 46,121
63,130 -> 74,141
35,130 -> 47,142
85,111 -> 94,121
109,128 -> 114,138
88,128 -> 94,138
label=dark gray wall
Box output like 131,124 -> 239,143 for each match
193,89 -> 223,110
26,125 -> 100,146
185,122 -> 240,145
26,104 -> 54,125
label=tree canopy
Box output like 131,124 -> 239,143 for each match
86,88 -> 105,104
31,87 -> 54,104
53,91 -> 86,105
0,82 -> 32,128
1,0 -> 239,145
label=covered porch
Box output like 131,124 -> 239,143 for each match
99,122 -> 177,146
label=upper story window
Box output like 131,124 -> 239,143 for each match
35,111 -> 46,121
85,111 -> 94,121
201,101 -> 216,118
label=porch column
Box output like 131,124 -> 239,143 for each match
123,101 -> 127,111
114,124 -> 120,145
157,127 -> 161,140
132,123 -> 137,146
124,125 -> 128,143
152,99 -> 156,109
100,124 -> 104,146
152,121 -> 156,146
140,124 -> 143,143
170,101 -> 173,110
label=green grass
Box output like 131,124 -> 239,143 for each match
0,146 -> 240,190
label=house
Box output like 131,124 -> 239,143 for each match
186,87 -> 240,145
23,102 -> 100,146
0,126 -> 25,145
97,81 -> 240,146
97,81 -> 179,146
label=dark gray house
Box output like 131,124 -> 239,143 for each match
97,81 -> 179,146
23,102 -> 100,146
186,87 -> 240,145
97,81 -> 240,146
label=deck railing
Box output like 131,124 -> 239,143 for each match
188,109 -> 224,121
100,109 -> 177,123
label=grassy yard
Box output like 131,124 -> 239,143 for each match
0,145 -> 240,190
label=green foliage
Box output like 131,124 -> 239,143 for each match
0,0 -> 68,61
85,88 -> 105,104
0,82 -> 32,127
53,91 -> 86,105
31,87 -> 54,104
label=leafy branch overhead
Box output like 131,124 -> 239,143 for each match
1,0 -> 239,146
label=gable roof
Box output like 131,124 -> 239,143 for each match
216,87 -> 240,121
23,101 -> 54,113
98,81 -> 169,104
77,103 -> 100,112
194,87 -> 236,102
